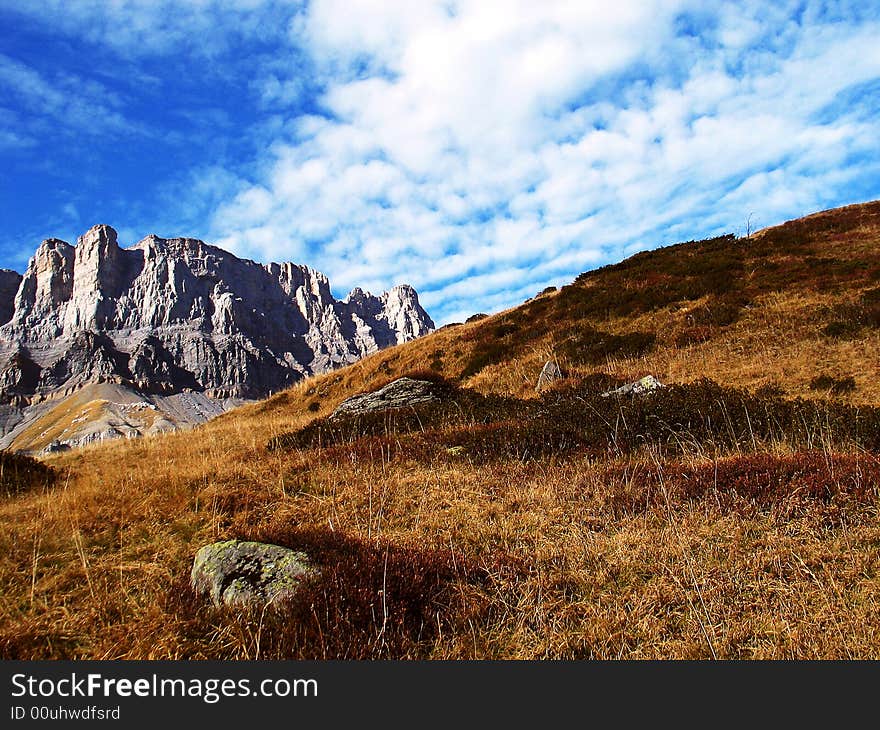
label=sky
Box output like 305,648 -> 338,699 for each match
1,1 -> 879,325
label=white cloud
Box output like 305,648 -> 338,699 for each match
0,127 -> 36,151
6,1 -> 880,324
257,74 -> 308,108
0,0 -> 302,57
0,54 -> 138,138
235,8 -> 864,316
210,3 -> 880,322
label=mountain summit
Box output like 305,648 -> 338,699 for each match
0,225 -> 433,450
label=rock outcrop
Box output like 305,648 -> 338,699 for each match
191,540 -> 314,609
0,225 -> 434,448
602,375 -> 664,397
535,360 -> 563,392
331,377 -> 447,417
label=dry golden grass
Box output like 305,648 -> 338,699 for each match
2,200 -> 880,659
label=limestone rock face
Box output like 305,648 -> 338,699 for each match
191,540 -> 313,609
0,269 -> 22,326
0,225 -> 434,408
380,285 -> 433,344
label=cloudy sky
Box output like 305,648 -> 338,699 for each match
1,1 -> 878,324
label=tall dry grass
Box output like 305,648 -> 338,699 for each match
2,200 -> 880,658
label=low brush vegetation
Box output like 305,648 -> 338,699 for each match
167,528 -> 510,659
0,452 -> 55,497
4,201 -> 880,659
271,377 -> 880,463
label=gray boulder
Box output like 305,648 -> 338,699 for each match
602,375 -> 664,397
42,440 -> 70,454
191,540 -> 313,609
535,360 -> 563,392
331,377 -> 446,417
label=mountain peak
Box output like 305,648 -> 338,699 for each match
77,223 -> 118,246
0,226 -> 434,447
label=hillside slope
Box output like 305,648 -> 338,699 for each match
3,200 -> 880,660
251,199 -> 880,409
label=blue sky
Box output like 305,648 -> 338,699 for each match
1,1 -> 879,325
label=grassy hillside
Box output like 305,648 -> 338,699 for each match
3,200 -> 880,658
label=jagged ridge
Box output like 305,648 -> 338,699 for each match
0,224 -> 433,450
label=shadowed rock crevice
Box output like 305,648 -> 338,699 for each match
0,270 -> 22,326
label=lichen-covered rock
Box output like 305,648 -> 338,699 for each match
191,540 -> 314,609
602,375 -> 664,397
535,360 -> 563,392
331,377 -> 447,417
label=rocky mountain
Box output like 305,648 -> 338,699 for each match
0,224 -> 433,451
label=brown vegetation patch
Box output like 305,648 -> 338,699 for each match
821,287 -> 880,339
268,380 -> 531,452
809,375 -> 857,395
599,452 -> 880,524
168,527 -> 517,659
557,326 -> 656,366
565,234 -> 743,319
0,451 -> 56,497
273,378 -> 880,468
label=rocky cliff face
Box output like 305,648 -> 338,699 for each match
0,225 -> 433,450
0,269 -> 22,326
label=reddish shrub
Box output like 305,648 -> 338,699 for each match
599,452 -> 880,521
169,528 -> 506,659
675,326 -> 715,347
